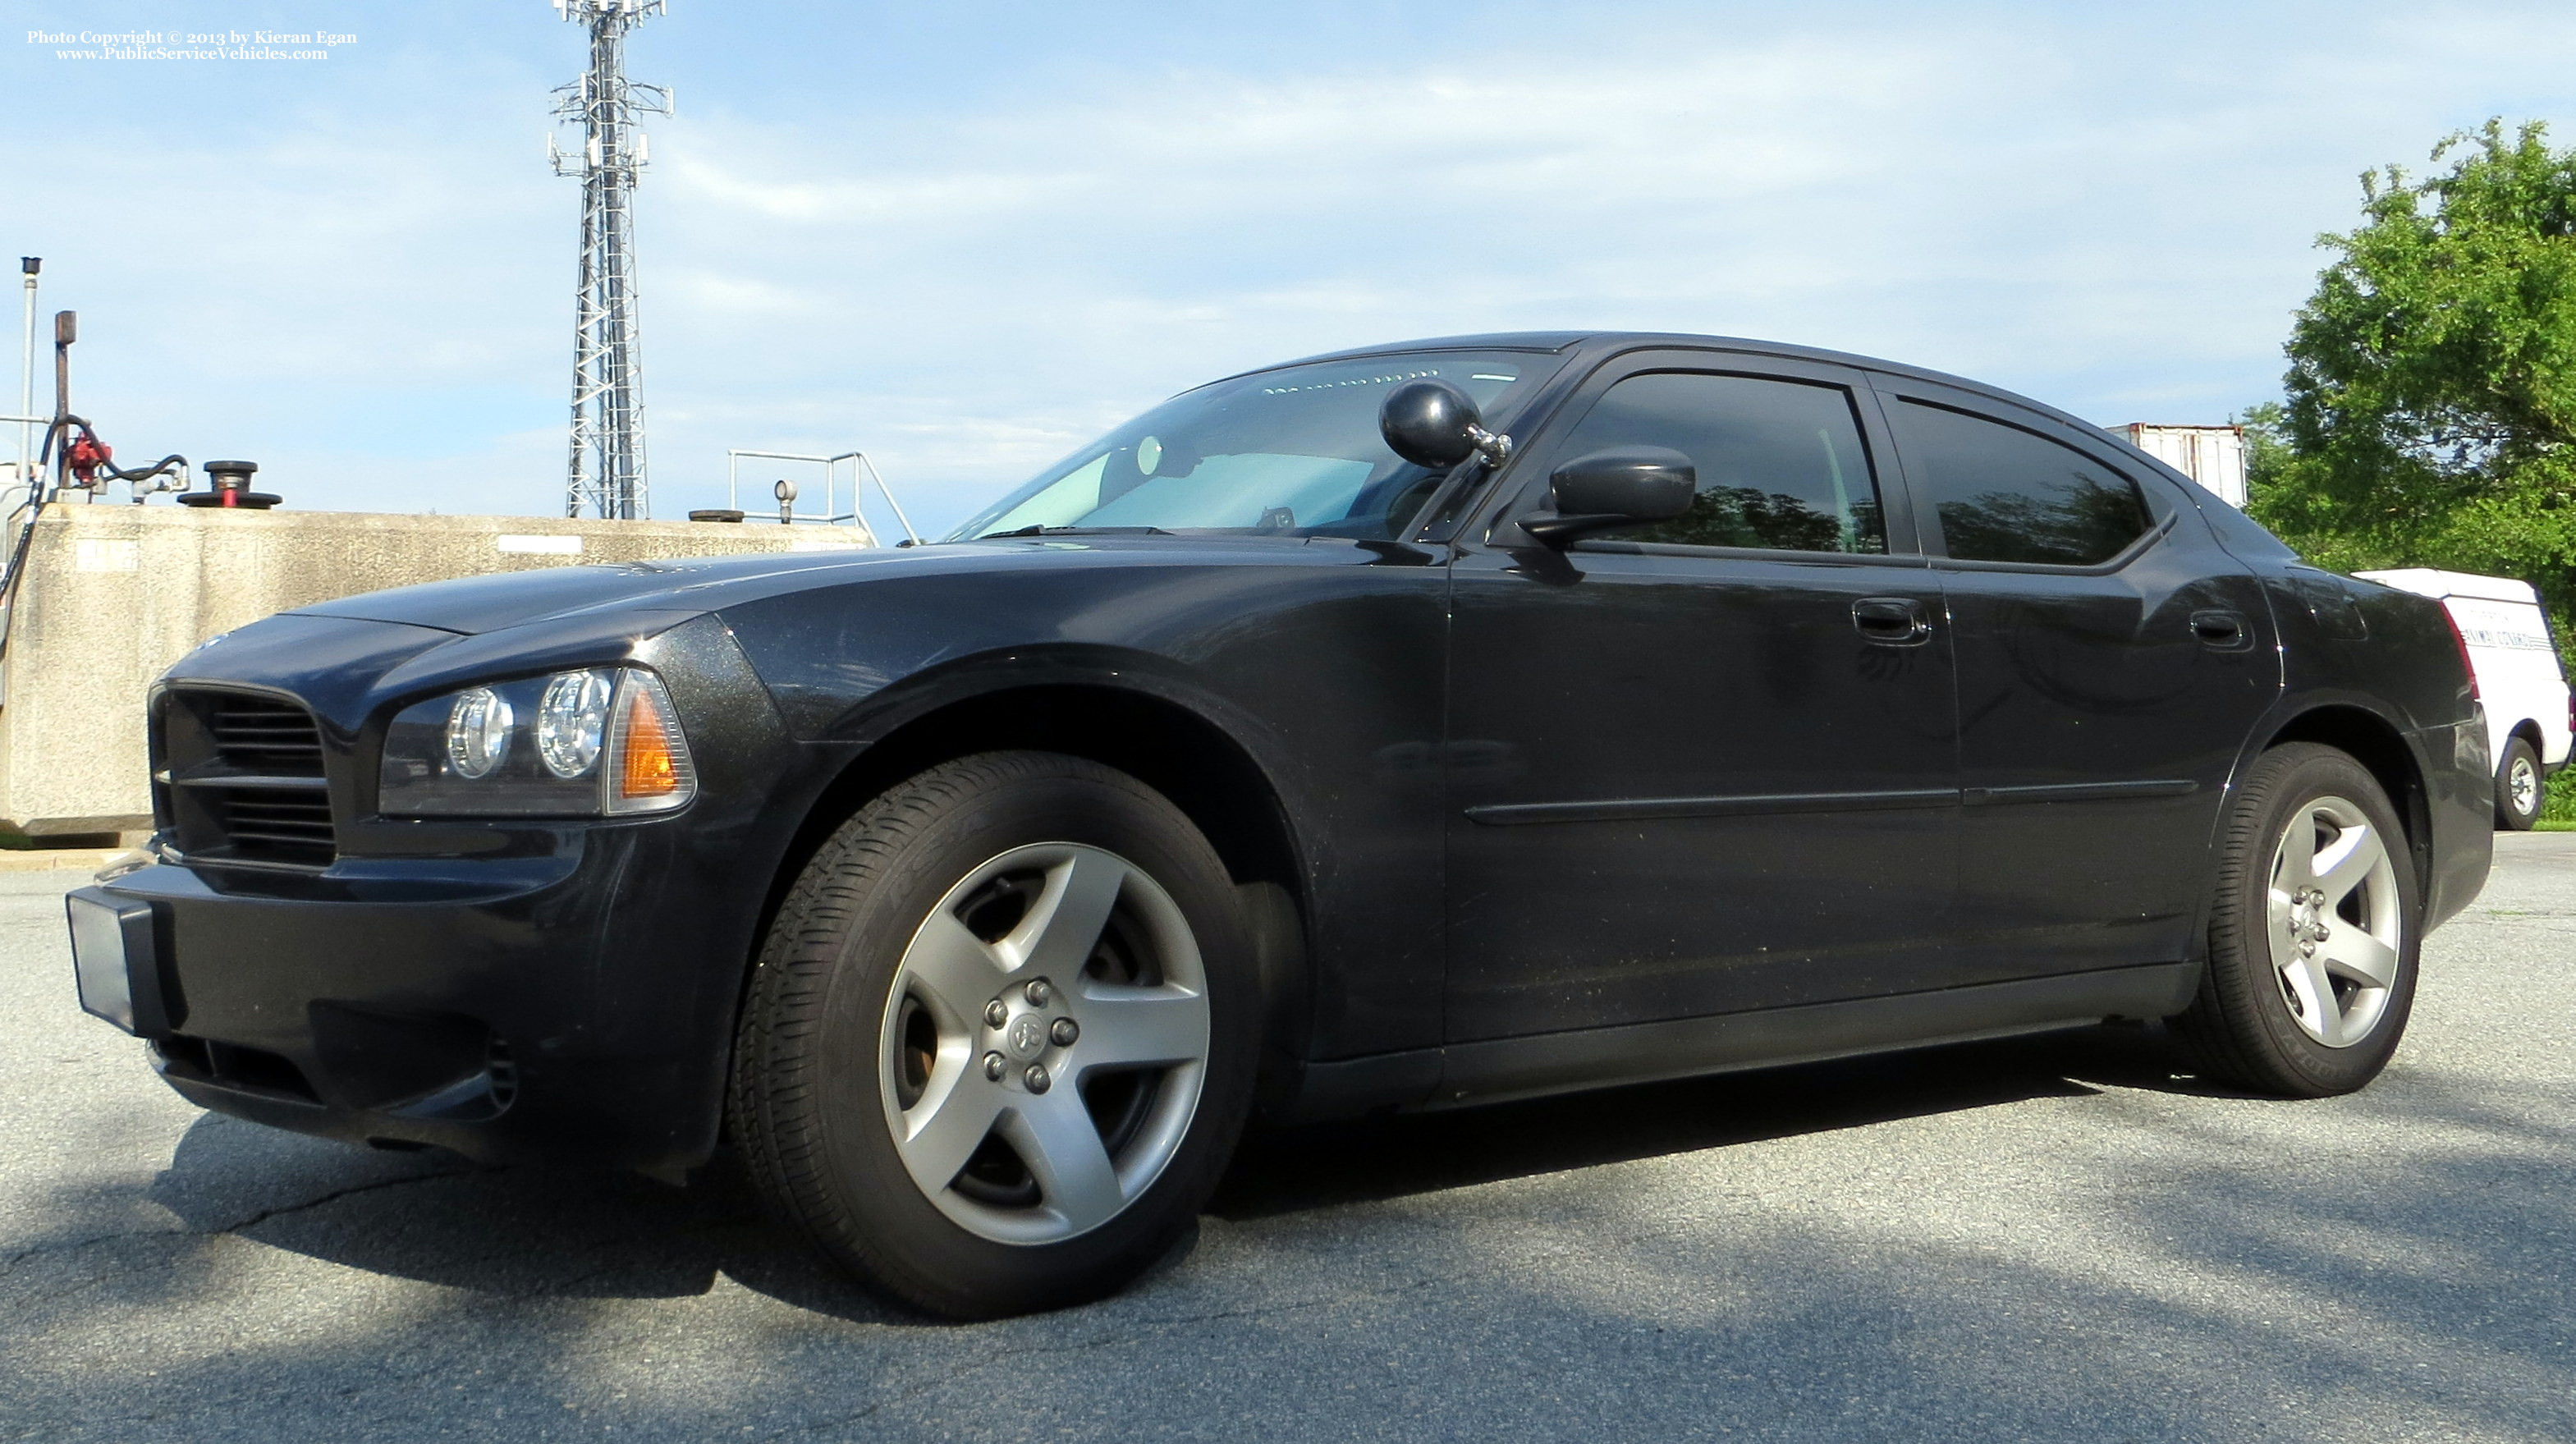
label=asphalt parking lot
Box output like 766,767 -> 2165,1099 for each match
3,837 -> 2570,1442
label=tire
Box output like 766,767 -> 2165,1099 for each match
2494,736 -> 2543,831
730,750 -> 1260,1318
2171,742 -> 2420,1098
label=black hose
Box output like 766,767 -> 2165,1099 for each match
93,453 -> 187,484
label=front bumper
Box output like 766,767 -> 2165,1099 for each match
75,824 -> 737,1170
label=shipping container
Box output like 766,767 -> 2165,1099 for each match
2107,423 -> 2247,507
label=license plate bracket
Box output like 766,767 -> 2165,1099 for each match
66,887 -> 170,1037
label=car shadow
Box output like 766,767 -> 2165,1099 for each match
1210,1020 -> 2198,1219
124,1020 -> 2206,1325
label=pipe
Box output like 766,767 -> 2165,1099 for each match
15,259 -> 33,502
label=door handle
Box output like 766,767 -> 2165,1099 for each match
1853,597 -> 1932,646
2190,609 -> 2248,649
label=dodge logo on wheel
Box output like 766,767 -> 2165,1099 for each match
1006,1013 -> 1048,1060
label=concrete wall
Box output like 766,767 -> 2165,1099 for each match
0,503 -> 859,835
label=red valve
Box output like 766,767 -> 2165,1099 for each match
65,426 -> 112,484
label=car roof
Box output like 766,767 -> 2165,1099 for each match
1217,331 -> 2106,438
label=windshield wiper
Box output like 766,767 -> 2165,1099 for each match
977,525 -> 1174,539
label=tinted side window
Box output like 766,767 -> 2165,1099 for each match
1553,373 -> 1886,554
1895,401 -> 2152,566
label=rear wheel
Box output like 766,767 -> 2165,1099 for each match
2495,736 -> 2542,831
730,751 -> 1259,1318
2172,742 -> 2419,1097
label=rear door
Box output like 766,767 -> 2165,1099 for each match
1877,378 -> 2281,978
1441,352 -> 1962,1041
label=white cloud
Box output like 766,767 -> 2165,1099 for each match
9,3 -> 2574,533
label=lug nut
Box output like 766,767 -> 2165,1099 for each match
1051,1017 -> 1079,1047
983,1052 -> 1006,1081
1024,1063 -> 1052,1093
984,999 -> 1009,1029
1024,980 -> 1052,1007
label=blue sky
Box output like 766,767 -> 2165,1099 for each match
6,2 -> 2574,534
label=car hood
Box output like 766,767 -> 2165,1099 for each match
285,536 -> 1359,636
288,547 -> 948,635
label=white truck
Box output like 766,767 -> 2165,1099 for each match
2358,568 -> 2572,829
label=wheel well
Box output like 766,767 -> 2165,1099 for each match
2263,704 -> 2433,883
2507,719 -> 2545,756
787,684 -> 1299,892
749,683 -> 1312,1064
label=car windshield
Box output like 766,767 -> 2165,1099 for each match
949,351 -> 1552,542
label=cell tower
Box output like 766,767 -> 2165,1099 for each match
550,0 -> 669,520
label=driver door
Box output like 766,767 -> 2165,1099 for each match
1442,354 -> 1963,1042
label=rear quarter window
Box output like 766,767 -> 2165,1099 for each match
1895,400 -> 2152,566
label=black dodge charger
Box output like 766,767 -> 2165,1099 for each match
67,332 -> 2493,1317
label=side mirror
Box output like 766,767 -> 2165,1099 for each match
1524,447 -> 1696,546
1380,379 -> 1512,470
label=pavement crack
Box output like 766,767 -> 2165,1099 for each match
0,1231 -> 166,1281
209,1167 -> 465,1236
0,1167 -> 462,1288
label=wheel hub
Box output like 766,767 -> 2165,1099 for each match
2286,887 -> 2331,958
983,979 -> 1075,1089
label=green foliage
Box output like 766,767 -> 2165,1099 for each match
2546,763 -> 2576,825
2247,120 -> 2576,671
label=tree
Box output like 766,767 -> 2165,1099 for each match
2248,119 -> 2576,671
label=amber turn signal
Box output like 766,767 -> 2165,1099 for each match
605,672 -> 697,814
619,687 -> 679,798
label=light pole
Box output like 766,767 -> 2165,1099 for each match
16,258 -> 35,498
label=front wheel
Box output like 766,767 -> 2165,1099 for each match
730,751 -> 1260,1318
2495,736 -> 2543,831
2172,742 -> 2420,1098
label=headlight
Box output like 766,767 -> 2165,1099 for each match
537,670 -> 612,779
446,687 -> 515,779
378,667 -> 697,818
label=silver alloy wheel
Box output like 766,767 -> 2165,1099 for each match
878,841 -> 1210,1245
2267,795 -> 2404,1048
2509,754 -> 2540,817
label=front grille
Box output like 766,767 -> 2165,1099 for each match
155,687 -> 339,867
218,788 -> 337,856
208,694 -> 327,775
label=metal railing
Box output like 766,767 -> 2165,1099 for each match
723,449 -> 919,545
